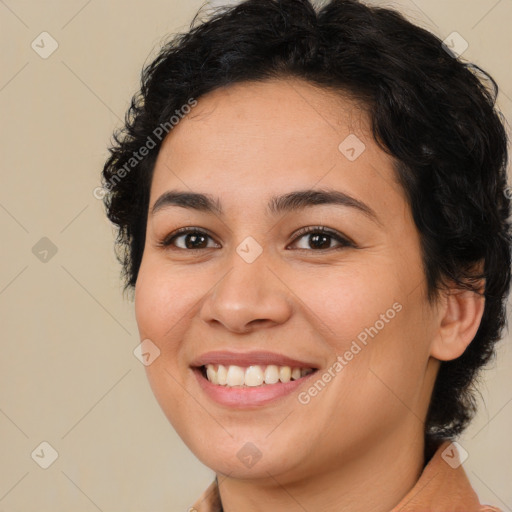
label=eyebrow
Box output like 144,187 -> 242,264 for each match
151,188 -> 380,224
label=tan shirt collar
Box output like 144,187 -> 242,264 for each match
191,441 -> 502,512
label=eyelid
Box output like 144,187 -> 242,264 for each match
287,225 -> 355,250
158,226 -> 219,249
158,225 -> 355,251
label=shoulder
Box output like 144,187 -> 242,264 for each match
391,441 -> 503,512
190,479 -> 222,512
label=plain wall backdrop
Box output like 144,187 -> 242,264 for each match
1,0 -> 511,511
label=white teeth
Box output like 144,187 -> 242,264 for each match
244,365 -> 264,386
226,365 -> 245,386
204,364 -> 314,387
206,365 -> 218,385
264,365 -> 279,384
279,366 -> 291,383
217,364 -> 227,385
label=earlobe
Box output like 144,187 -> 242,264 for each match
430,287 -> 486,361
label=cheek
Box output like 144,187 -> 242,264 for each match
134,258 -> 198,429
338,294 -> 434,426
133,255 -> 203,404
303,267 -> 432,414
300,266 -> 402,350
134,256 -> 196,343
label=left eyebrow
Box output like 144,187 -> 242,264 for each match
151,190 -> 223,216
151,188 -> 380,225
267,188 -> 380,224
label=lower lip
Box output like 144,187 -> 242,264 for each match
193,367 -> 318,408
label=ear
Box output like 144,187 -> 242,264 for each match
430,283 -> 485,361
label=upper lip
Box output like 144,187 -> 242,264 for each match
190,351 -> 318,369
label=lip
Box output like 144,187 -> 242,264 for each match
192,366 -> 318,408
190,350 -> 318,369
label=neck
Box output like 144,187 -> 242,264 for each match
217,428 -> 426,512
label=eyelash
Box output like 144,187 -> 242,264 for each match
158,226 -> 355,252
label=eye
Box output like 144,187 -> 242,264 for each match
158,227 -> 220,250
288,226 -> 354,251
158,225 -> 355,252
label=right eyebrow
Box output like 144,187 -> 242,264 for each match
151,191 -> 223,216
150,187 -> 381,226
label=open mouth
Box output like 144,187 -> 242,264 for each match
199,364 -> 317,388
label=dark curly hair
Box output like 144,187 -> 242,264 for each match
101,0 -> 511,444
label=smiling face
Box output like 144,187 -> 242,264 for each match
134,78 -> 442,483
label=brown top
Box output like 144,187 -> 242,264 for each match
190,441 -> 502,512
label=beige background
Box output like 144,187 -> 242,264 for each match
1,0 -> 511,511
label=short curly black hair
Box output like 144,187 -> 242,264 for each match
101,0 -> 511,443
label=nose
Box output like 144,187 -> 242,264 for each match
198,248 -> 293,334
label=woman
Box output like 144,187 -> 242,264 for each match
101,0 -> 510,510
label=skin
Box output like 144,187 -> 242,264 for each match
134,78 -> 485,512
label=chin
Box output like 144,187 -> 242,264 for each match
188,430 -> 303,477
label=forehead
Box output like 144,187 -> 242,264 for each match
150,78 -> 402,215
162,78 -> 366,158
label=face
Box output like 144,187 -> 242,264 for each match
135,78 -> 441,482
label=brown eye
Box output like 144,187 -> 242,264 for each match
160,228 -> 220,250
289,226 -> 354,251
158,226 -> 354,252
